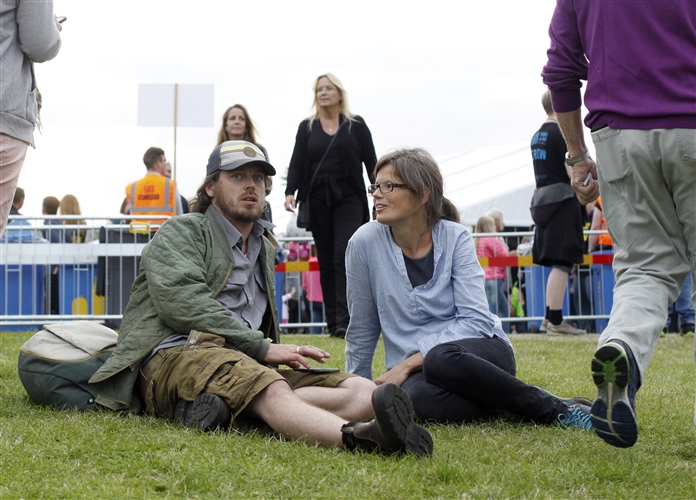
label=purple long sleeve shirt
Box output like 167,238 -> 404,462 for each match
542,0 -> 696,131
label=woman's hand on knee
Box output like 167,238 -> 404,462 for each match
375,353 -> 423,387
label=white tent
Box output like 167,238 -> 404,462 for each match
439,142 -> 535,228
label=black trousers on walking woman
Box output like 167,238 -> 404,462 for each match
401,336 -> 566,424
309,192 -> 365,334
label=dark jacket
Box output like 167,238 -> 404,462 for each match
285,115 -> 377,226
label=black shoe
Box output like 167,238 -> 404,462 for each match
531,385 -> 593,407
341,383 -> 433,457
680,323 -> 695,336
330,327 -> 346,339
174,393 -> 232,431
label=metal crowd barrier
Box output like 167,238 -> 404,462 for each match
470,229 -> 614,334
0,216 -> 156,330
0,218 -> 615,334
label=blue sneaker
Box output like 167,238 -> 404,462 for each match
591,341 -> 640,447
557,403 -> 593,430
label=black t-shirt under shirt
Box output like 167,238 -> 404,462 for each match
403,245 -> 435,288
307,127 -> 342,178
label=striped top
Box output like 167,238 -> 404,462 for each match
345,220 -> 511,380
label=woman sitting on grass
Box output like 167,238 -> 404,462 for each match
345,148 -> 593,428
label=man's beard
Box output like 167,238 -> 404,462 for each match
215,196 -> 264,224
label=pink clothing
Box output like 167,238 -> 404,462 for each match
0,134 -> 27,237
477,236 -> 508,281
287,241 -> 310,261
302,256 -> 323,302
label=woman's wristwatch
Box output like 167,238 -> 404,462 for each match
566,150 -> 592,166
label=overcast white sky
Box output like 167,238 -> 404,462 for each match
21,0 -> 567,233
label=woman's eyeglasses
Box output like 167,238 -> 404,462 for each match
368,181 -> 410,195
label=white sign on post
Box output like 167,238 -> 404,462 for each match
137,83 -> 215,178
137,84 -> 214,127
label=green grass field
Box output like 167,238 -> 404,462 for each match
1,331 -> 695,499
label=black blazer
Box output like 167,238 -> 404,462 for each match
285,114 -> 377,224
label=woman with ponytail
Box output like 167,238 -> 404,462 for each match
345,148 -> 593,429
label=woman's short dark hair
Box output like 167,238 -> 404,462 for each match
374,148 -> 459,228
43,196 -> 60,215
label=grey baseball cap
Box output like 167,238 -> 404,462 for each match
206,140 -> 276,177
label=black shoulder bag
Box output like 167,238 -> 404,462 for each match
296,121 -> 345,229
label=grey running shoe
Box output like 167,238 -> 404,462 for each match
591,341 -> 640,448
174,393 -> 232,432
557,403 -> 593,430
539,319 -> 549,333
342,383 -> 433,457
547,320 -> 587,336
532,385 -> 593,407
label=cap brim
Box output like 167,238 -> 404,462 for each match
219,159 -> 276,176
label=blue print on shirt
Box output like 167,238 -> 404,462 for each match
531,148 -> 547,160
531,131 -> 548,145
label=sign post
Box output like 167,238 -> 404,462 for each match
137,83 -> 214,178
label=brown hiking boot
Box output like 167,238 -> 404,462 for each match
547,320 -> 587,336
341,383 -> 433,457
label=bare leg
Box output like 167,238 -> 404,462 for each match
243,380 -> 347,448
546,268 -> 569,310
294,376 -> 375,422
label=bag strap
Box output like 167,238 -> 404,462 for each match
305,119 -> 346,193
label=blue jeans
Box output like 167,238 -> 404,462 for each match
668,272 -> 694,327
485,279 -> 509,333
308,301 -> 324,334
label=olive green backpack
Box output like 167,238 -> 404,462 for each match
17,322 -> 118,411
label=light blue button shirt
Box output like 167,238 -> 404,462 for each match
345,219 -> 511,380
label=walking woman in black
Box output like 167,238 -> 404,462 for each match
284,73 -> 377,338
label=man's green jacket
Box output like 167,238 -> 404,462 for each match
89,209 -> 279,412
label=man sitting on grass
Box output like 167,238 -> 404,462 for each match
90,141 -> 432,457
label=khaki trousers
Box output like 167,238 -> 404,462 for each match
593,127 -> 696,380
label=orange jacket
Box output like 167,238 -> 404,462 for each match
126,173 -> 177,230
596,196 -> 613,247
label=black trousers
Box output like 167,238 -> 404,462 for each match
309,192 -> 365,332
401,337 -> 565,424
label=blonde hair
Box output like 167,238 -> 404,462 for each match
60,194 -> 86,243
474,215 -> 496,251
308,73 -> 354,129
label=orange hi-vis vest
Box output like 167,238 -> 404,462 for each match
126,173 -> 176,231
596,196 -> 613,247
